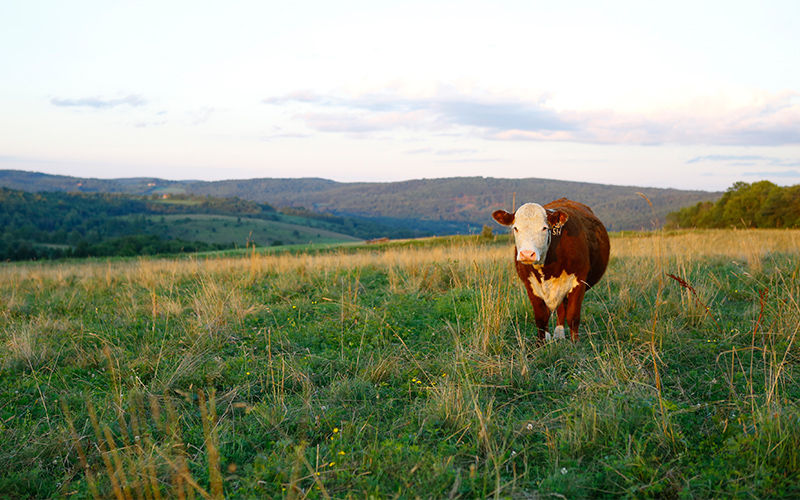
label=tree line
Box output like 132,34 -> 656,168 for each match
0,188 -> 425,261
0,189 -> 239,261
666,181 -> 800,229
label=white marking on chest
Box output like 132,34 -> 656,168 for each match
528,269 -> 579,312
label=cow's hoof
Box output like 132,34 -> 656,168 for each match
553,325 -> 566,340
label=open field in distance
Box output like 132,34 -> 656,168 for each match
1,229 -> 799,498
133,214 -> 363,248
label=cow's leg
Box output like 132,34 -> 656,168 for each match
554,301 -> 567,340
527,292 -> 552,346
565,283 -> 586,342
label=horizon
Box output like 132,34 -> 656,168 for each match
1,168 -> 726,193
2,1 -> 800,191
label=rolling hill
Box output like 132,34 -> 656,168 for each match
0,170 -> 721,231
0,187 -> 365,261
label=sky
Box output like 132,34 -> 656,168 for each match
2,0 -> 800,191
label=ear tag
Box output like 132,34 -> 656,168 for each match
551,221 -> 565,236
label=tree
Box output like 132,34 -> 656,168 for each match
665,181 -> 800,229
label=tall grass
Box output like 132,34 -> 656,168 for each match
1,230 -> 799,498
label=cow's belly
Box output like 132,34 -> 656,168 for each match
528,270 -> 579,312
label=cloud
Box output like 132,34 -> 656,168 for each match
405,148 -> 432,155
743,170 -> 800,178
687,154 -> 800,181
261,132 -> 311,140
51,94 -> 146,109
191,106 -> 215,125
439,158 -> 503,163
686,155 -> 774,164
133,120 -> 167,128
265,91 -> 572,136
0,155 -> 49,164
435,100 -> 573,132
298,109 -> 434,133
264,88 -> 800,147
262,90 -> 323,105
404,147 -> 477,156
434,148 -> 478,156
687,155 -> 800,168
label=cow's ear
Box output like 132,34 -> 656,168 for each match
547,209 -> 569,228
492,210 -> 515,226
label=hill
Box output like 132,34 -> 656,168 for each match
0,170 -> 721,231
0,188 -> 362,261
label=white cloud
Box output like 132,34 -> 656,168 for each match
261,132 -> 311,140
264,87 -> 800,147
133,120 -> 167,128
687,155 -> 775,164
50,94 -> 147,109
190,106 -> 215,125
297,109 -> 434,133
404,147 -> 478,156
687,155 -> 800,167
743,170 -> 800,178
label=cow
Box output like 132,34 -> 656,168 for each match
492,198 -> 610,344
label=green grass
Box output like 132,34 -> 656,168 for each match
130,214 -> 363,248
1,230 -> 799,498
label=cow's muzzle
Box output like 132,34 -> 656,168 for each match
517,249 -> 542,265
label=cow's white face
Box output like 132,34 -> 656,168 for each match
493,203 -> 569,266
510,203 -> 551,265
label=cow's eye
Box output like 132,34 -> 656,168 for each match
542,227 -> 548,231
513,227 -> 519,232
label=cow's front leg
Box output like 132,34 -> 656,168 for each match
529,295 -> 552,346
565,283 -> 586,342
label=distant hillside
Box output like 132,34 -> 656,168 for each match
0,187 -> 363,261
0,170 -> 722,231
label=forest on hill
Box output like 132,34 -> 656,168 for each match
665,180 -> 800,228
0,188 -> 397,261
0,189 -> 267,260
0,170 -> 721,232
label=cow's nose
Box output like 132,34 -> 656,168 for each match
518,249 -> 537,263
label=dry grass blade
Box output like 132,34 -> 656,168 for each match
666,273 -> 724,335
197,389 -> 224,500
60,398 -> 101,500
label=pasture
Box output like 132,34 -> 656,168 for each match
1,229 -> 799,498
132,214 -> 363,248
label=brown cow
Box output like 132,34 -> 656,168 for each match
493,198 -> 610,344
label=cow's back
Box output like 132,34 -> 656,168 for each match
543,198 -> 610,288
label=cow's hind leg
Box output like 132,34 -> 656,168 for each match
565,283 -> 586,342
554,301 -> 567,340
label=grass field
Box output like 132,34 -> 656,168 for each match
1,229 -> 799,498
132,214 -> 363,248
